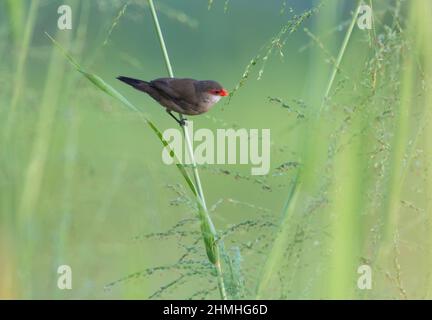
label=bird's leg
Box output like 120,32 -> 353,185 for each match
167,110 -> 187,126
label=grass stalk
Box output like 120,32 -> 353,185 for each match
47,29 -> 227,299
0,0 -> 40,298
419,0 -> 432,298
147,0 -> 227,299
255,171 -> 300,299
5,0 -> 24,46
319,0 -> 361,114
148,0 -> 174,78
327,117 -> 364,299
380,45 -> 413,243
54,1 -> 91,299
384,0 -> 432,241
426,64 -> 432,296
17,30 -> 71,298
46,32 -> 197,195
3,0 -> 40,143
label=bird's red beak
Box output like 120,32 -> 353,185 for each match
209,88 -> 229,97
220,89 -> 229,97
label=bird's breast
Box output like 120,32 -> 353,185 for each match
203,95 -> 221,106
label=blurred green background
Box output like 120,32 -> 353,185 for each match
1,0 -> 432,299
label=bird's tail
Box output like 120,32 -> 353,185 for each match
117,76 -> 150,92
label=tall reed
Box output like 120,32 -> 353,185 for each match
5,0 -> 24,47
375,1 -> 432,297
420,0 -> 432,299
323,1 -> 365,299
17,29 -> 72,298
373,2 -> 415,270
147,0 -> 227,300
53,1 -> 92,299
1,0 -> 40,298
3,0 -> 40,143
255,172 -> 300,299
47,1 -> 228,295
319,0 -> 361,114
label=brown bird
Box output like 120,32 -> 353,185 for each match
117,76 -> 229,126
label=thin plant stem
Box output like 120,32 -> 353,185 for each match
255,171 -> 300,299
148,0 -> 174,78
319,0 -> 361,114
17,29 -> 70,298
147,0 -> 227,300
3,0 -> 40,143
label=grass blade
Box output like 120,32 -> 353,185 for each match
45,32 -> 197,203
255,170 -> 300,299
319,0 -> 361,114
147,0 -> 227,299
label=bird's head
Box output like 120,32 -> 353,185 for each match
197,80 -> 229,99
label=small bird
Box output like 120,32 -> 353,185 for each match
117,76 -> 229,126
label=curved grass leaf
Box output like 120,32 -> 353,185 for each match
45,32 -> 197,199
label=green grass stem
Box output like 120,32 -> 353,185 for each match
319,0 -> 361,114
3,0 -> 40,143
147,0 -> 227,300
255,171 -> 300,299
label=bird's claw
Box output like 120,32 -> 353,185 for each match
167,110 -> 187,127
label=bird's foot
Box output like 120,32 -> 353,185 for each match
179,118 -> 188,126
167,110 -> 187,127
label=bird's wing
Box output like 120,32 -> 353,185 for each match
150,78 -> 197,101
